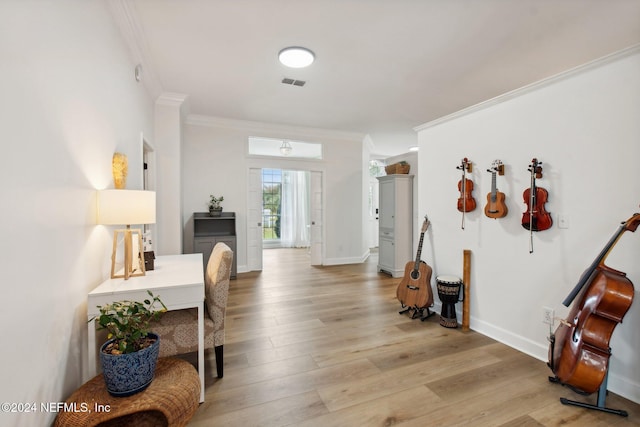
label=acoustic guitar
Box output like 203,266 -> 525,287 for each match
484,159 -> 508,219
397,215 -> 434,315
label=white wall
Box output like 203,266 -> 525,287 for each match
154,93 -> 189,255
416,48 -> 640,402
181,117 -> 368,269
0,2 -> 154,425
362,136 -> 374,254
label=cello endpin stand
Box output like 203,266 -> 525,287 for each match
550,370 -> 628,417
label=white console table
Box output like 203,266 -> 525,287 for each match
87,253 -> 205,402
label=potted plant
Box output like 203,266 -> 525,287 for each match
208,195 -> 224,216
91,290 -> 167,396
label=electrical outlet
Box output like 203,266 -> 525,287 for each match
558,214 -> 570,229
542,307 -> 554,325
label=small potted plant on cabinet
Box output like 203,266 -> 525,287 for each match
91,291 -> 167,396
208,195 -> 224,216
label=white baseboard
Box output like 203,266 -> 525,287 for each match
238,250 -> 371,271
323,250 -> 370,266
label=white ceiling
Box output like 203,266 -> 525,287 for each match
112,0 -> 640,156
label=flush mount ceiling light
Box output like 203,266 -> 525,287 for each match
278,47 -> 315,68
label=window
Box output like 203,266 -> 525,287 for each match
369,159 -> 386,177
262,169 -> 282,241
261,168 -> 311,248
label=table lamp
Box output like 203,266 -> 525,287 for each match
97,189 -> 156,279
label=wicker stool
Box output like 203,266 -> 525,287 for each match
54,357 -> 200,427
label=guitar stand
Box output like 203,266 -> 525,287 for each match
418,306 -> 435,321
549,369 -> 628,417
398,305 -> 435,321
398,306 -> 412,315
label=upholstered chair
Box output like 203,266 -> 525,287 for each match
152,242 -> 233,378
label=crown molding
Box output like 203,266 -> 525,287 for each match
415,44 -> 640,133
156,92 -> 189,108
185,114 -> 366,142
107,0 -> 163,99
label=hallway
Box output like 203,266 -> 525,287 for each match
189,249 -> 640,426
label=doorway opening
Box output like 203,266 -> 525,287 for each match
261,168 -> 311,250
368,159 -> 386,249
247,168 -> 323,271
142,135 -> 155,252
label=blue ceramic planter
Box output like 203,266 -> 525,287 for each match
99,333 -> 160,397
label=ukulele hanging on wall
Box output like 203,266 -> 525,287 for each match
456,157 -> 476,230
484,159 -> 508,219
522,158 -> 552,253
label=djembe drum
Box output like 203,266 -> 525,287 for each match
436,275 -> 463,328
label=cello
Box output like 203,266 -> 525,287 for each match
548,212 -> 639,398
456,158 -> 476,229
522,158 -> 552,252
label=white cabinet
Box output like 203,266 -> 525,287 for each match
377,175 -> 413,277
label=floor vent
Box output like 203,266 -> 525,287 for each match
282,78 -> 306,87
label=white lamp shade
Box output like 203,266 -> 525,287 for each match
97,190 -> 156,225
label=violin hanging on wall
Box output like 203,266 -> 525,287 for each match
456,157 -> 476,229
522,158 -> 552,252
484,159 -> 508,219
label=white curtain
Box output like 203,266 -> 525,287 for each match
280,170 -> 310,247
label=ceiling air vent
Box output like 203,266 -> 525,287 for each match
281,78 -> 306,87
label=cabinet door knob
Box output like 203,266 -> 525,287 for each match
258,222 -> 262,226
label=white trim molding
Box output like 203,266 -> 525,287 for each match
415,44 -> 640,133
186,114 -> 366,142
107,0 -> 164,98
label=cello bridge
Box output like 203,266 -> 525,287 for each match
558,318 -> 572,327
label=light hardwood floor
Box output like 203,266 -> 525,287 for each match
188,248 -> 640,426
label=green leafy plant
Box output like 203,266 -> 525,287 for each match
209,195 -> 224,210
91,290 -> 167,354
